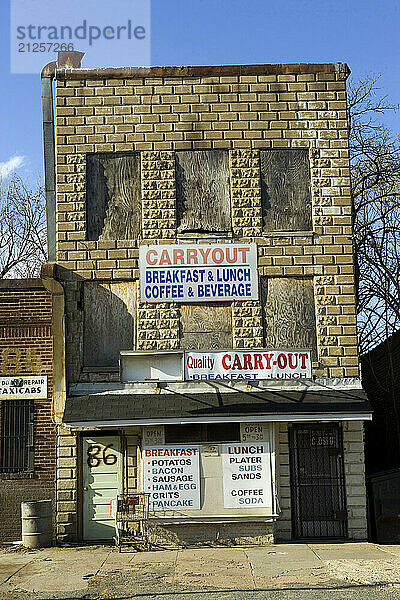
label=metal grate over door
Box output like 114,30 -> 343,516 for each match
289,423 -> 347,539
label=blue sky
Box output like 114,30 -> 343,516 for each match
1,0 -> 400,187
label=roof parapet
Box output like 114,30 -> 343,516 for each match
56,62 -> 351,80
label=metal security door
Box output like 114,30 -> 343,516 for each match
289,424 -> 347,539
82,436 -> 122,541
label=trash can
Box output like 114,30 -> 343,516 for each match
21,500 -> 52,548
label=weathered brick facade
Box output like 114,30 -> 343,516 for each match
0,279 -> 56,542
50,61 -> 368,543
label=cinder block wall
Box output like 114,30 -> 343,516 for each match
0,281 -> 56,542
54,63 -> 359,381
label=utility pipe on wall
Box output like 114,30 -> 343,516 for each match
41,51 -> 85,263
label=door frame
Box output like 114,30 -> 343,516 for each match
78,430 -> 126,541
288,422 -> 347,540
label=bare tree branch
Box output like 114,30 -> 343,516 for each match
349,74 -> 400,354
0,175 -> 47,279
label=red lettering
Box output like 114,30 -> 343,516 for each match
159,249 -> 172,265
187,249 -> 198,264
238,247 -> 250,262
288,353 -> 298,369
173,249 -> 185,264
222,354 -> 231,370
212,248 -> 224,264
198,247 -> 211,263
253,353 -> 263,369
263,353 -> 273,369
232,354 -> 242,370
146,250 -> 158,265
277,353 -> 287,369
299,352 -> 308,369
225,247 -> 238,264
243,353 -> 253,370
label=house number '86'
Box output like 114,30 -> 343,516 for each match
87,444 -> 117,467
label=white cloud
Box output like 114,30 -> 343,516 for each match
0,155 -> 26,178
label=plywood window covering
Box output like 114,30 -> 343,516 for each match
86,153 -> 141,241
180,303 -> 232,350
175,150 -> 231,233
83,282 -> 136,367
261,277 -> 317,358
260,149 -> 312,232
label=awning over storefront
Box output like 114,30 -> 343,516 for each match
63,387 -> 372,428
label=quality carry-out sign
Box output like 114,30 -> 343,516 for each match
139,243 -> 258,302
185,350 -> 312,380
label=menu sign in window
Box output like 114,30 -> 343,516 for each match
222,443 -> 272,509
139,243 -> 258,302
143,446 -> 200,511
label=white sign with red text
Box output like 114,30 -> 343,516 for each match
222,443 -> 272,508
185,350 -> 311,381
143,446 -> 200,511
139,243 -> 258,302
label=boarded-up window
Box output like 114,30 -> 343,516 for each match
180,304 -> 232,350
260,149 -> 312,232
262,278 -> 317,357
83,282 -> 136,367
176,150 -> 231,233
86,153 -> 141,241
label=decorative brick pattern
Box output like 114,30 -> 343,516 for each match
137,303 -> 180,351
232,300 -> 264,349
230,150 -> 263,237
141,151 -> 177,240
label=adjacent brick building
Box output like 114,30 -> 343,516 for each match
0,279 -> 56,542
44,56 -> 372,544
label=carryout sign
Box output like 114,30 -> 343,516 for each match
139,243 -> 258,302
185,350 -> 311,380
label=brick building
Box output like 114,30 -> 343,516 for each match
0,279 -> 56,542
43,55 -> 372,544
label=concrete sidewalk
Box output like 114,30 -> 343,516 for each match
1,542 -> 400,599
